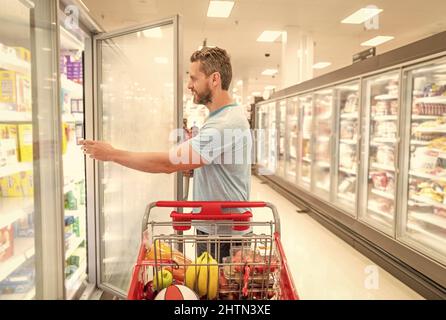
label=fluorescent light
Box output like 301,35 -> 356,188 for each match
252,92 -> 262,97
313,62 -> 331,69
265,85 -> 276,90
262,69 -> 278,76
341,7 -> 383,24
361,36 -> 394,47
154,57 -> 168,64
143,27 -> 162,38
257,31 -> 283,42
207,1 -> 234,18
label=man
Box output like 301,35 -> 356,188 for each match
80,47 -> 252,261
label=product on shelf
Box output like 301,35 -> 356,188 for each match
0,173 -> 23,197
339,144 -> 355,169
64,191 -> 78,210
338,177 -> 356,194
415,181 -> 446,204
340,120 -> 357,140
343,94 -> 358,113
0,224 -> 14,262
376,145 -> 395,164
0,259 -> 35,294
373,120 -> 397,138
370,171 -> 395,192
0,71 -> 31,112
369,198 -> 394,214
12,47 -> 31,63
428,137 -> 446,151
13,212 -> 34,238
17,124 -> 32,162
410,147 -> 439,170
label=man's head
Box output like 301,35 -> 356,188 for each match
187,47 -> 232,105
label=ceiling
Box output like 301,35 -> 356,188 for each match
81,0 -> 446,102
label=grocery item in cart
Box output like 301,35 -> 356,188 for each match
146,241 -> 191,282
185,251 -> 218,299
154,285 -> 199,300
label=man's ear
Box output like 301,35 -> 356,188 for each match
212,72 -> 221,88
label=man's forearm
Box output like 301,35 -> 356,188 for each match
111,149 -> 175,174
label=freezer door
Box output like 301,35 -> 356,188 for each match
312,89 -> 334,199
399,58 -> 446,265
94,16 -> 182,298
276,100 -> 287,178
333,81 -> 360,215
284,96 -> 299,184
297,94 -> 313,189
360,71 -> 400,236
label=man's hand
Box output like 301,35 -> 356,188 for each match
79,140 -> 116,161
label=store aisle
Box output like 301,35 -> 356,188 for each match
249,176 -> 423,300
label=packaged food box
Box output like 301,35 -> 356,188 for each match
12,47 -> 31,62
15,73 -> 31,112
0,70 -> 17,106
0,138 -> 18,167
0,173 -> 23,197
18,124 -> 32,162
0,224 -> 14,262
14,212 -> 34,238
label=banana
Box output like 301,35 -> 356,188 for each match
185,252 -> 206,292
197,252 -> 218,299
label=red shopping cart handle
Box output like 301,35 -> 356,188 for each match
155,201 -> 266,231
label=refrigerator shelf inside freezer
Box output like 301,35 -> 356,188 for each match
410,194 -> 446,211
407,222 -> 446,247
373,94 -> 399,101
0,110 -> 32,123
370,162 -> 395,172
371,115 -> 398,121
414,96 -> 446,104
66,260 -> 87,299
316,161 -> 330,168
339,167 -> 357,175
409,212 -> 446,230
65,235 -> 84,260
412,115 -> 441,120
0,197 -> 33,229
413,127 -> 446,133
337,192 -> 355,203
340,112 -> 359,119
370,137 -> 398,144
410,140 -> 430,146
340,139 -> 357,145
409,170 -> 446,183
371,188 -> 395,200
367,205 -> 393,220
0,238 -> 34,283
302,157 -> 312,163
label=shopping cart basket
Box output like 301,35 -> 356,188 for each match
128,201 -> 298,300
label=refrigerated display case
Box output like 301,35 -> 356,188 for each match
333,81 -> 360,214
284,96 -> 299,184
400,58 -> 446,264
298,94 -> 313,189
256,104 -> 269,171
277,100 -> 286,178
313,89 -> 333,199
360,71 -> 400,235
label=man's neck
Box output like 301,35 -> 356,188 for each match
207,91 -> 234,114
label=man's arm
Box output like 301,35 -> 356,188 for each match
79,140 -> 206,174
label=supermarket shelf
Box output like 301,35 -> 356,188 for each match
65,206 -> 86,218
374,94 -> 398,101
413,127 -> 446,133
340,139 -> 357,145
337,192 -> 355,203
410,212 -> 446,230
1,287 -> 35,300
64,176 -> 85,194
66,260 -> 87,300
0,197 -> 34,229
409,170 -> 446,183
0,52 -> 31,75
371,137 -> 397,144
412,115 -> 440,120
0,110 -> 32,122
339,167 -> 357,175
0,238 -> 35,283
371,188 -> 395,200
414,96 -> 446,104
429,148 -> 446,159
0,162 -> 33,178
372,115 -> 398,121
316,161 -> 330,168
410,140 -> 430,146
65,236 -> 84,260
61,77 -> 83,97
370,162 -> 395,172
340,112 -> 358,119
410,195 -> 446,210
302,157 -> 312,163
368,205 -> 393,220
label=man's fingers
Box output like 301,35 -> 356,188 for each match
78,139 -> 95,146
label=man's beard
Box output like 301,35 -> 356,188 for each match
194,87 -> 213,105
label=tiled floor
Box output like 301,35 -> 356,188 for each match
249,176 -> 423,300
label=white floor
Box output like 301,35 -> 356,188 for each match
249,176 -> 423,300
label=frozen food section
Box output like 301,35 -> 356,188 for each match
277,100 -> 286,178
401,58 -> 446,265
334,82 -> 360,214
255,32 -> 446,297
360,72 -> 400,235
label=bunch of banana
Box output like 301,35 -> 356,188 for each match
185,251 -> 218,299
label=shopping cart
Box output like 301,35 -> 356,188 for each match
128,201 -> 299,300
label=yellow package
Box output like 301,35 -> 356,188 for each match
19,170 -> 33,197
15,73 -> 32,112
13,47 -> 31,62
0,71 -> 17,105
18,124 -> 33,162
62,123 -> 68,155
0,173 -> 23,197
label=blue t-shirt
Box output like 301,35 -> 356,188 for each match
189,104 -> 252,234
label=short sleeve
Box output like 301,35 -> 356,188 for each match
189,126 -> 227,164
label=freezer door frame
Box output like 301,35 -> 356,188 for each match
92,15 -> 183,299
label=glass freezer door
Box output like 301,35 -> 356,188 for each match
313,89 -> 334,199
95,17 -> 181,298
276,100 -> 286,178
298,94 -> 313,189
400,58 -> 446,265
284,96 -> 299,184
334,82 -> 360,214
360,71 -> 400,235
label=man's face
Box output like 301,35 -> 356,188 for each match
187,61 -> 213,105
